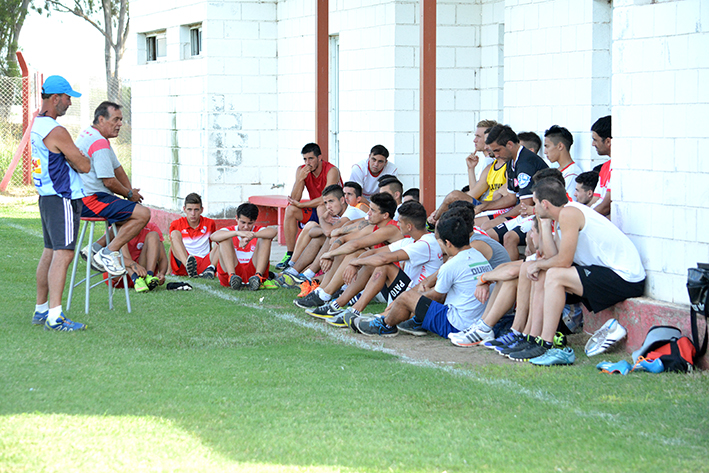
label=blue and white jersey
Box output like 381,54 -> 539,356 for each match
31,116 -> 85,199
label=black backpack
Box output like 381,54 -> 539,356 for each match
686,264 -> 709,362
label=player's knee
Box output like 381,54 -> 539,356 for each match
133,204 -> 151,224
503,231 -> 519,247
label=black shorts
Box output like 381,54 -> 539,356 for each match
492,222 -> 526,242
575,265 -> 645,313
380,267 -> 411,304
39,195 -> 82,250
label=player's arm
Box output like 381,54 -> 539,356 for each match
294,166 -> 342,209
210,228 -> 239,243
528,207 -> 581,279
46,127 -> 91,173
350,248 -> 410,269
475,191 -> 517,213
331,217 -> 369,238
289,165 -> 308,202
121,245 -> 147,278
593,190 -> 611,217
253,226 -> 277,240
324,225 -> 400,259
468,162 -> 492,200
539,217 -> 557,258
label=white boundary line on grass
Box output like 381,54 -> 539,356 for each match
3,221 -> 690,448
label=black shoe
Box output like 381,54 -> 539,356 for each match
397,318 -> 427,336
498,336 -> 535,356
248,275 -> 261,291
229,273 -> 243,290
507,338 -> 548,362
186,255 -> 198,277
293,291 -> 325,309
199,266 -> 215,279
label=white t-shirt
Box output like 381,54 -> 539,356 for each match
75,126 -> 121,195
342,204 -> 367,221
434,247 -> 493,331
560,161 -> 583,201
562,202 -> 646,283
349,158 -> 398,197
387,233 -> 443,288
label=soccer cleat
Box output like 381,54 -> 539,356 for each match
260,279 -> 279,290
483,331 -> 520,350
325,313 -> 349,328
134,277 -> 149,293
229,273 -> 243,290
276,272 -> 304,288
342,308 -> 360,332
93,248 -> 126,276
530,347 -> 576,366
630,357 -> 665,373
145,275 -> 160,291
186,255 -> 198,277
450,321 -> 494,347
80,244 -> 103,272
44,314 -> 86,332
585,318 -> 628,357
397,318 -> 427,336
353,316 -> 398,337
297,280 -> 315,298
596,360 -> 632,375
32,310 -> 48,325
275,253 -> 292,270
497,335 -> 534,356
199,266 -> 216,279
306,302 -> 344,319
507,338 -> 548,362
293,291 -> 326,309
248,275 -> 261,291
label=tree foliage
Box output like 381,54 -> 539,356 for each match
43,0 -> 128,101
0,0 -> 33,76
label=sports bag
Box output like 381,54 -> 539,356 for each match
687,264 -> 709,361
645,337 -> 696,373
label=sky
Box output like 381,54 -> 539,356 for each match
18,8 -> 111,87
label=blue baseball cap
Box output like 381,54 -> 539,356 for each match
42,75 -> 81,97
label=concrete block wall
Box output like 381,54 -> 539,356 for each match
129,0 -> 209,212
502,0 -> 612,172
611,0 -> 709,305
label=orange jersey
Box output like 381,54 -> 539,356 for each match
169,216 -> 216,258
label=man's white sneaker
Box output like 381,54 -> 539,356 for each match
449,323 -> 494,347
584,318 -> 627,357
93,248 -> 126,276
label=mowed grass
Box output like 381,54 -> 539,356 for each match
0,200 -> 708,473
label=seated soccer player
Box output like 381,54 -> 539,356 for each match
212,203 -> 277,291
114,221 -> 168,293
590,115 -> 612,217
574,171 -> 599,207
304,201 -> 443,329
517,131 -> 542,155
169,193 -> 219,278
349,215 -> 493,338
402,188 -> 419,203
294,192 -> 402,309
278,184 -> 366,287
343,181 -> 369,213
520,178 -> 645,365
376,174 -> 404,219
348,144 -> 398,199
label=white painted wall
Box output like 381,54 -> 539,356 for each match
611,0 -> 709,304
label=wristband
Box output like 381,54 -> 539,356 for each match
479,274 -> 490,285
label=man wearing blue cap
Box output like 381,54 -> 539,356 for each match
31,75 -> 91,331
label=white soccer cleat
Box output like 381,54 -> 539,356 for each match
584,318 -> 627,357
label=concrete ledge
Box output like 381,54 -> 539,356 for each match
584,297 -> 708,369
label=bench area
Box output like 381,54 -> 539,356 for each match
248,195 -> 289,246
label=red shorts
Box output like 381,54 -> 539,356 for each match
217,260 -> 257,287
104,273 -> 134,288
170,251 -> 212,276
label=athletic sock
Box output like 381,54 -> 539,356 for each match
320,291 -> 332,302
92,242 -> 103,253
511,328 -> 521,335
303,269 -> 316,280
542,340 -> 553,349
131,273 -> 139,282
147,271 -> 154,276
35,302 -> 49,313
286,251 -> 293,257
284,267 -> 298,277
330,300 -> 340,310
350,308 -> 361,317
479,320 -> 492,331
47,306 -> 62,324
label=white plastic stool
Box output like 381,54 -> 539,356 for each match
67,217 -> 132,314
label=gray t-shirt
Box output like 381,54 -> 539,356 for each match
470,231 -> 511,269
75,126 -> 121,195
434,247 -> 493,331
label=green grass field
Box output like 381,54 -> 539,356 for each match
1,198 -> 708,473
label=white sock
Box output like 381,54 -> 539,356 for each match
48,306 -> 63,324
480,320 -> 492,331
285,267 -> 298,277
92,242 -> 103,252
511,328 -> 521,335
303,269 -> 316,280
35,302 -> 49,313
315,287 -> 332,301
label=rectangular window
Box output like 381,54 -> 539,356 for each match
146,32 -> 167,61
190,26 -> 202,57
